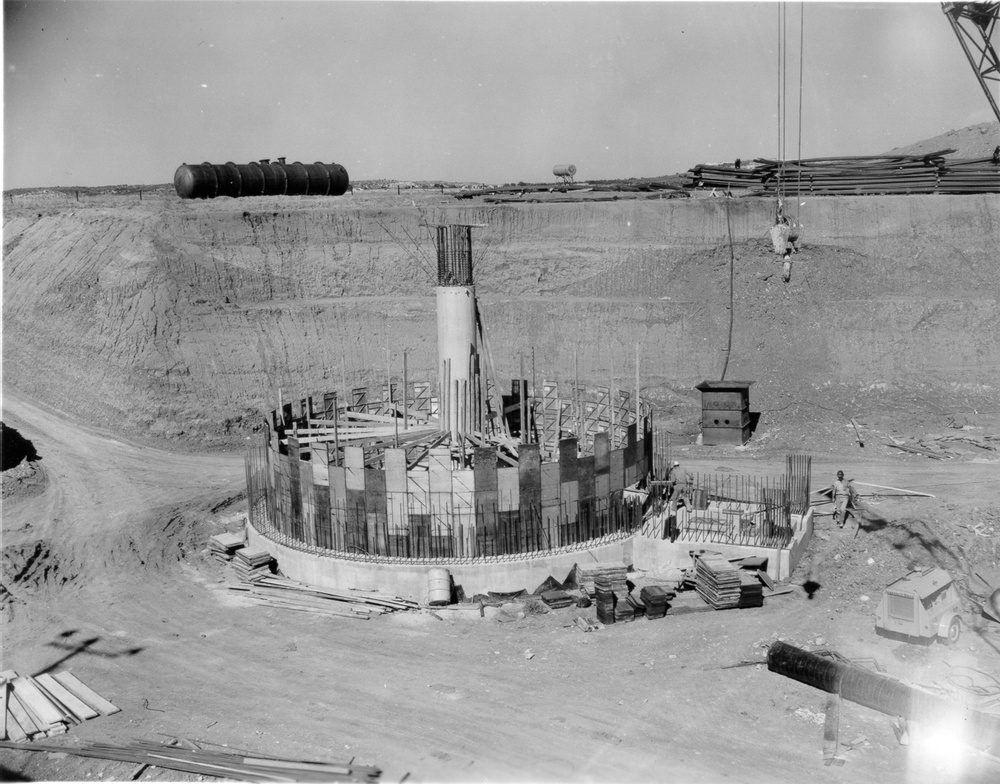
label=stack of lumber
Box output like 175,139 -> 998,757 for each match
2,669 -> 119,742
738,572 -> 765,609
639,585 -> 673,619
694,553 -> 742,610
0,738 -> 381,781
684,151 -> 1000,196
595,573 -> 633,624
625,593 -> 646,619
232,575 -> 419,620
232,548 -> 275,582
540,589 -> 574,609
577,562 -> 628,598
208,532 -> 245,563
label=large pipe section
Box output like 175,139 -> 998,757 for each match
768,641 -> 1000,748
174,159 -> 349,199
435,225 -> 478,441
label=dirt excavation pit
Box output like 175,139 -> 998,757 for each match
2,179 -> 1000,784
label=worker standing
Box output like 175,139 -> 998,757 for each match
668,461 -> 694,509
832,470 -> 854,528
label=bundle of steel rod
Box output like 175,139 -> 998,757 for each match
694,552 -> 742,610
685,151 -> 1000,196
0,738 -> 382,781
2,670 -> 118,742
231,575 -> 419,619
209,532 -> 245,563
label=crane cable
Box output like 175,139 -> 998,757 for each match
796,2 -> 805,226
777,3 -> 807,225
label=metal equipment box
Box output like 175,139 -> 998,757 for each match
695,380 -> 754,446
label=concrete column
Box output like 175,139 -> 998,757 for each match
437,285 -> 477,440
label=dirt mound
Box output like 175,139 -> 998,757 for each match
885,121 -> 1000,159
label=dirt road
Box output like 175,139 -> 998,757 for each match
4,383 -> 1000,783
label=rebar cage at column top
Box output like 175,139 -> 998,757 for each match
436,225 -> 474,286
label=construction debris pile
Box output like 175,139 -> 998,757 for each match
0,737 -> 381,782
2,670 -> 119,742
686,150 -> 1000,195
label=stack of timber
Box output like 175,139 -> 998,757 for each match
694,553 -> 742,610
577,562 -> 628,598
209,532 -> 245,563
540,589 -> 574,609
0,738 -> 381,781
738,572 -> 765,608
1,670 -> 119,743
684,151 -> 1000,196
595,573 -> 633,624
639,585 -> 673,619
232,575 -> 419,620
233,548 -> 275,582
625,593 -> 646,619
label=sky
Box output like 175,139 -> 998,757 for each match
2,0 -> 995,189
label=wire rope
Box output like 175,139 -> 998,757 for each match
720,198 -> 737,381
796,2 -> 805,224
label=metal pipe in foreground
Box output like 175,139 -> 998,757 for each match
767,641 -> 1000,749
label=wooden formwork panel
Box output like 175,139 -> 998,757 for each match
609,448 -> 625,492
314,483 -> 332,549
578,455 -> 596,503
518,443 -> 542,535
365,469 -> 387,554
384,448 -> 408,533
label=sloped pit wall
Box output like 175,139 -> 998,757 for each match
5,194 -> 996,447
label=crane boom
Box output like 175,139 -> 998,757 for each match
942,2 -> 1000,124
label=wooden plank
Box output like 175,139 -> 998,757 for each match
34,674 -> 99,721
51,672 -> 120,716
0,681 -> 7,740
5,708 -> 27,742
6,692 -> 41,737
11,677 -> 65,728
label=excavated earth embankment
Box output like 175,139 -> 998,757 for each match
2,187 -> 1000,784
3,190 -> 998,451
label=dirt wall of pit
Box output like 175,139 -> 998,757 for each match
3,193 -> 997,446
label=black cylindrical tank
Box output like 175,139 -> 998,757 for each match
173,160 -> 350,199
283,162 -> 310,195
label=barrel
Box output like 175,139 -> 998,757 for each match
428,568 -> 451,606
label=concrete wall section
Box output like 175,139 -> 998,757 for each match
247,519 -> 631,602
630,508 -> 814,582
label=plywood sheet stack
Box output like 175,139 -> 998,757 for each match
540,589 -> 574,609
1,670 -> 119,742
594,570 -> 632,624
639,585 -> 673,619
738,571 -> 764,608
694,552 -> 741,610
233,547 -> 276,582
577,562 -> 628,598
209,532 -> 245,563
